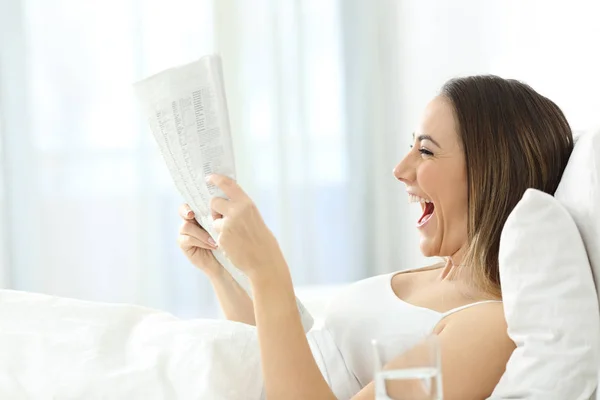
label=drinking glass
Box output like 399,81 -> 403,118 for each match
371,334 -> 442,400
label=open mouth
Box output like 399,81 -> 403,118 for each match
418,202 -> 435,227
408,193 -> 435,227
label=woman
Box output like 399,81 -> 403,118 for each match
177,75 -> 573,399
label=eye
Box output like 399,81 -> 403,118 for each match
419,148 -> 434,156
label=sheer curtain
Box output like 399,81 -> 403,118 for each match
214,0 -> 418,283
0,0 -> 222,316
0,0 -> 411,317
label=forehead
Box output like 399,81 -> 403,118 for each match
417,96 -> 459,146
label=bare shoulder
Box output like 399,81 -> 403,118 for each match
436,301 -> 513,355
437,300 -> 507,332
434,302 -> 515,400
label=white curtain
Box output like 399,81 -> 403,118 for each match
215,0 -> 418,283
1,0 -> 599,318
0,0 -> 412,317
0,0 -> 222,317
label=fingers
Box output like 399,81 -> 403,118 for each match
179,221 -> 218,249
178,203 -> 195,220
206,174 -> 248,201
210,197 -> 230,219
177,234 -> 211,251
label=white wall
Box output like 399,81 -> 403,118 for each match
489,0 -> 600,132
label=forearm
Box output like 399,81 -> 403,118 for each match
207,268 -> 256,325
251,264 -> 336,400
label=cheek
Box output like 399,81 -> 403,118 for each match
416,162 -> 458,207
420,162 -> 469,244
415,162 -> 436,191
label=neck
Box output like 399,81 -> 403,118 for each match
439,245 -> 468,281
438,245 -> 498,300
439,258 -> 457,280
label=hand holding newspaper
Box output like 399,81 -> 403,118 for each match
133,55 -> 313,332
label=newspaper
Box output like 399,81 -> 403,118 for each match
134,55 -> 313,332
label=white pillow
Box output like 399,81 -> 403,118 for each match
555,129 -> 600,400
555,128 -> 600,305
489,189 -> 600,399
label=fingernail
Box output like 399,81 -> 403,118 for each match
205,175 -> 213,183
186,210 -> 194,218
207,237 -> 217,247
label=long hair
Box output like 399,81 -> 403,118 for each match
441,76 -> 573,297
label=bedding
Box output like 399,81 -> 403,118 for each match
0,289 -> 264,399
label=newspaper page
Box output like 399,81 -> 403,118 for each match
134,55 -> 313,332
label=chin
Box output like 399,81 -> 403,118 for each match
418,238 -> 439,257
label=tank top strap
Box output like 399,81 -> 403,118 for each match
441,300 -> 502,318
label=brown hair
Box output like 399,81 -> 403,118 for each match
441,76 -> 573,298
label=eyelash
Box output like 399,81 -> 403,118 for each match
409,145 -> 434,156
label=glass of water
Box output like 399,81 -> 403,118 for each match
371,334 -> 442,400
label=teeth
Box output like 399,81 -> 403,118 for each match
408,194 -> 431,204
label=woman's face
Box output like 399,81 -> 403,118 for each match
393,96 -> 469,260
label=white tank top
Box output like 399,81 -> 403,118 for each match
306,272 -> 501,399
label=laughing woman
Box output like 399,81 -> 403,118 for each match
177,75 -> 573,399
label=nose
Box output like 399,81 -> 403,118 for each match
393,152 -> 416,185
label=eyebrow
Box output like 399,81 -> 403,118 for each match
413,132 -> 441,148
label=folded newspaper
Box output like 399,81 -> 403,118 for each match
134,55 -> 313,332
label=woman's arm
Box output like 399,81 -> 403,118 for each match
251,262 -> 336,399
177,204 -> 255,325
206,266 -> 256,325
207,175 -> 337,399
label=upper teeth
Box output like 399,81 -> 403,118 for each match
408,194 -> 432,204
